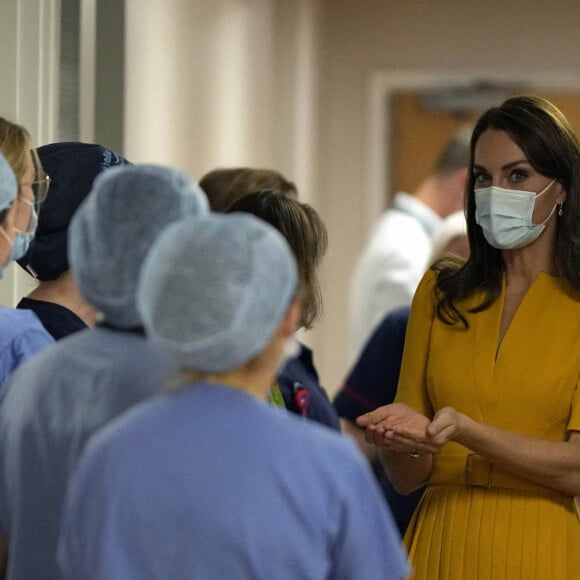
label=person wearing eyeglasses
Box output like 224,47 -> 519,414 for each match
0,118 -> 50,266
16,142 -> 131,340
0,119 -> 54,390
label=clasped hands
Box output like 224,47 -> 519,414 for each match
356,403 -> 465,454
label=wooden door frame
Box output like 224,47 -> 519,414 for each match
365,69 -> 580,229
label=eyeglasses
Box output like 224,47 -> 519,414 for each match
31,174 -> 51,203
29,148 -> 51,205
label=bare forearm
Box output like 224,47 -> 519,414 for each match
457,415 -> 580,496
379,448 -> 432,495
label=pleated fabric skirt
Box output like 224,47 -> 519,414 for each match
403,485 -> 580,580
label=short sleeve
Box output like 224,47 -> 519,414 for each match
394,269 -> 436,417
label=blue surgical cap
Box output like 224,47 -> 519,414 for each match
0,153 -> 17,213
69,164 -> 209,328
137,213 -> 298,373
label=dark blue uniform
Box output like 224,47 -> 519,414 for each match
17,297 -> 87,341
277,343 -> 340,431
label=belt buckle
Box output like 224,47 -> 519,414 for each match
464,453 -> 492,488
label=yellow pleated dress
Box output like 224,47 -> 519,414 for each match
396,269 -> 580,580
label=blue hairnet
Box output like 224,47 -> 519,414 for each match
69,164 -> 209,328
137,213 -> 298,373
0,153 -> 17,213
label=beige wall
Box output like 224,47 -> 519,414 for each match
124,0 -> 580,397
124,0 -> 320,203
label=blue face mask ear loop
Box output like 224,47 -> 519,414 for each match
18,197 -> 38,234
0,225 -> 14,275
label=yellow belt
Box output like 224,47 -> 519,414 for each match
429,453 -> 559,495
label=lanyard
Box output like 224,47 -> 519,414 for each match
267,384 -> 286,408
267,382 -> 310,419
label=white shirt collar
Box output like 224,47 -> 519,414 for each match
391,192 -> 442,237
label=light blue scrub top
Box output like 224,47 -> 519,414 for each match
59,382 -> 410,580
0,326 -> 173,580
0,306 -> 53,394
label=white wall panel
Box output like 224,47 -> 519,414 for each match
0,0 -> 60,306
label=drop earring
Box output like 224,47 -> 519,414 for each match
558,202 -> 564,217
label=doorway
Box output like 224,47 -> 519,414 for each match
390,88 -> 580,197
366,70 -> 580,228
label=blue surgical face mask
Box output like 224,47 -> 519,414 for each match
23,198 -> 38,234
9,199 -> 37,262
0,201 -> 37,276
9,229 -> 34,263
0,226 -> 14,278
474,179 -> 558,250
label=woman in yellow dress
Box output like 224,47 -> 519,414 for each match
358,95 -> 580,579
